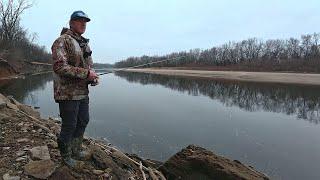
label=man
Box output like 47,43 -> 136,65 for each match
51,10 -> 98,168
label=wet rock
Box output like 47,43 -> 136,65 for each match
2,173 -> 20,180
159,144 -> 269,180
29,145 -> 50,160
48,166 -> 76,180
24,159 -> 56,179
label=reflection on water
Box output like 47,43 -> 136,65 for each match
0,73 -> 56,117
0,73 -> 53,102
116,71 -> 320,124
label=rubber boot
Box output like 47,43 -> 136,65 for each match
71,136 -> 92,160
58,139 -> 84,169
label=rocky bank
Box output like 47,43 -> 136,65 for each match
0,93 -> 269,180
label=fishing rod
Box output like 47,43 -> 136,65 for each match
97,56 -> 185,76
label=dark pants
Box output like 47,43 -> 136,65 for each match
58,97 -> 90,144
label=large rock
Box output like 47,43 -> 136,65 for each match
24,159 -> 56,179
48,166 -> 76,180
2,173 -> 20,180
159,145 -> 269,180
29,145 -> 51,160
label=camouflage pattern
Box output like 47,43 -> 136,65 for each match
52,28 -> 93,101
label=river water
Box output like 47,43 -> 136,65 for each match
1,71 -> 320,180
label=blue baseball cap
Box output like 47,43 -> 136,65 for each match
70,11 -> 90,22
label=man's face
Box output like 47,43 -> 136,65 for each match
71,18 -> 87,34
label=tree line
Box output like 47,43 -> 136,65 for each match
0,0 -> 50,64
115,33 -> 320,72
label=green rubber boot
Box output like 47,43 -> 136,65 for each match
71,136 -> 92,161
58,139 -> 84,169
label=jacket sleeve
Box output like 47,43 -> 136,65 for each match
51,38 -> 89,79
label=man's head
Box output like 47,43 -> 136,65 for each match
69,11 -> 90,35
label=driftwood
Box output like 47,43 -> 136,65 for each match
87,138 -> 166,180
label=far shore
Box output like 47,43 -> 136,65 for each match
124,68 -> 320,86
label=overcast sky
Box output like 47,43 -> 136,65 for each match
21,0 -> 319,63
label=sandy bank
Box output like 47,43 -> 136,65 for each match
125,68 -> 320,86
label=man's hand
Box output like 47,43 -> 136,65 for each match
90,77 -> 99,86
87,70 -> 98,81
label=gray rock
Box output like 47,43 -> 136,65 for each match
20,126 -> 29,132
6,102 -> 19,110
16,150 -> 26,157
29,145 -> 50,160
2,173 -> 20,180
47,141 -> 58,149
3,147 -> 10,150
93,169 -> 104,175
24,159 -> 56,179
15,156 -> 27,162
17,138 -> 30,143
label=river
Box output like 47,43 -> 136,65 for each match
1,71 -> 320,180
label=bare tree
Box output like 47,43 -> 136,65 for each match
0,0 -> 32,44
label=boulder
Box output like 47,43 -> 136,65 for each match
48,166 -> 76,180
24,159 -> 56,179
29,145 -> 50,160
159,145 -> 269,180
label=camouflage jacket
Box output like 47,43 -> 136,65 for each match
51,28 -> 93,101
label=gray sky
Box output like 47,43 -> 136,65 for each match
22,0 -> 319,63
